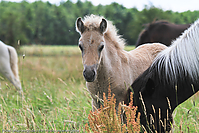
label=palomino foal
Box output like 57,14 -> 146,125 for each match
0,41 -> 22,93
76,15 -> 167,110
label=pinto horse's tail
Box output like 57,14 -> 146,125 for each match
7,45 -> 22,95
7,46 -> 20,82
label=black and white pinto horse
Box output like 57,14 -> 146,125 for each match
125,18 -> 199,132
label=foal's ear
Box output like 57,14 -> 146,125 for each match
100,18 -> 107,34
76,17 -> 85,34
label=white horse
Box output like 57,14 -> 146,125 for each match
0,41 -> 22,93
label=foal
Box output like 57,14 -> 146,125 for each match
76,15 -> 167,110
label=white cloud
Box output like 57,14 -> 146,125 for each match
1,0 -> 199,12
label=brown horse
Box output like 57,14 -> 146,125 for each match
136,20 -> 190,47
76,14 -> 167,111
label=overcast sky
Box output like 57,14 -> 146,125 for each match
1,0 -> 199,12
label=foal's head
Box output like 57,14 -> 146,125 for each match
76,17 -> 108,82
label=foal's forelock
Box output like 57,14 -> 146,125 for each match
84,25 -> 101,33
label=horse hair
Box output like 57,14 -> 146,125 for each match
125,18 -> 199,132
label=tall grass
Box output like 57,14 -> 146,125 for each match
0,45 -> 89,132
0,45 -> 198,132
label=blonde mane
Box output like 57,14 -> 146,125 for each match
81,14 -> 125,50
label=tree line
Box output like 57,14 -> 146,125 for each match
0,0 -> 199,48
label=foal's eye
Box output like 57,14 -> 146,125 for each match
79,44 -> 83,51
99,44 -> 104,52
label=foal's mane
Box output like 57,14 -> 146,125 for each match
82,14 -> 125,50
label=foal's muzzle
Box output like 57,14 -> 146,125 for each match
83,64 -> 97,82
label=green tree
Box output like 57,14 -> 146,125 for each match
0,0 -> 198,46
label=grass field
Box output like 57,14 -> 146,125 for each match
0,45 -> 198,132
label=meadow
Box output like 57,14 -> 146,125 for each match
0,45 -> 198,132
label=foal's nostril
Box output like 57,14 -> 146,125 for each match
83,69 -> 87,78
83,67 -> 96,82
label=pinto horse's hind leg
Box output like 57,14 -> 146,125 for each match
0,46 -> 22,93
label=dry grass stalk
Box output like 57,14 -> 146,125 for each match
85,87 -> 141,133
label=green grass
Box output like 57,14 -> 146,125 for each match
1,45 -> 88,132
0,45 -> 198,132
20,45 -> 81,57
173,94 -> 199,132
